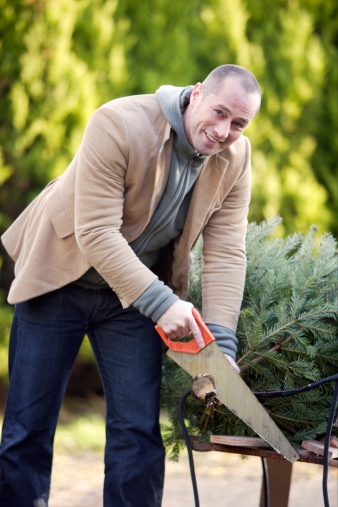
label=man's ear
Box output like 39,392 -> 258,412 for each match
190,82 -> 202,104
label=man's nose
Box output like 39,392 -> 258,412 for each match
215,120 -> 230,141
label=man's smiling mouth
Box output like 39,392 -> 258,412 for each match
205,132 -> 220,143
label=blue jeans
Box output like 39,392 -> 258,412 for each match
0,284 -> 165,506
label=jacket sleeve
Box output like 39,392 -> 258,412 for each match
202,137 -> 251,333
74,105 -> 158,308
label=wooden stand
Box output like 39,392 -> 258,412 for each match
259,459 -> 293,507
191,436 -> 338,507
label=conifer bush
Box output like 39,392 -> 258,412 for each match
161,217 -> 338,458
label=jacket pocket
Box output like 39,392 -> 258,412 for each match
45,186 -> 74,239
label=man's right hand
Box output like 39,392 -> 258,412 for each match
156,300 -> 205,349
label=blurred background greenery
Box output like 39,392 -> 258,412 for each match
0,0 -> 337,393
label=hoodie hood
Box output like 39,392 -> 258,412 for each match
156,85 -> 203,159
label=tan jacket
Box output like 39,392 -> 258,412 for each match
1,94 -> 252,332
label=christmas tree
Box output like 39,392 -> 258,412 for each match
161,217 -> 338,458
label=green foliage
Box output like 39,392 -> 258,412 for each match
0,292 -> 12,383
242,0 -> 337,236
161,218 -> 338,458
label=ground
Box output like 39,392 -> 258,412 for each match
49,447 -> 338,507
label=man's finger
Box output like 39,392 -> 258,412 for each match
189,316 -> 205,349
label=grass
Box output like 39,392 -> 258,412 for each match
54,413 -> 106,453
54,395 -> 106,453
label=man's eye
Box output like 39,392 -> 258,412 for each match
215,109 -> 223,116
233,121 -> 244,129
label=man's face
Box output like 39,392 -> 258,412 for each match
183,77 -> 260,156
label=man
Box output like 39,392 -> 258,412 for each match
0,64 -> 261,506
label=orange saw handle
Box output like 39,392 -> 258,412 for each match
155,308 -> 215,354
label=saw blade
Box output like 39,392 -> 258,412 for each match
168,342 -> 299,463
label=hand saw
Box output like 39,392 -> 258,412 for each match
156,308 -> 299,463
